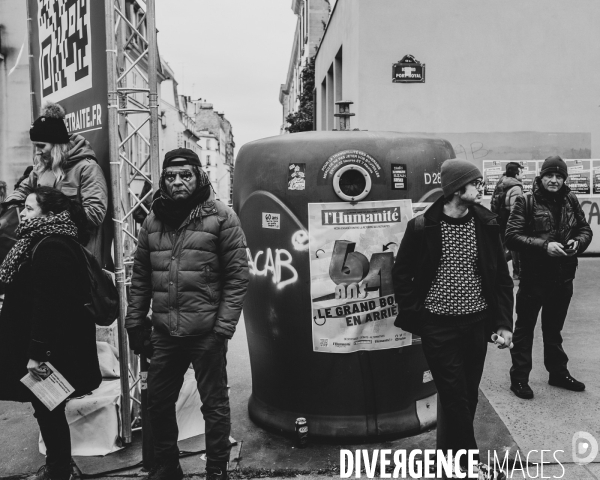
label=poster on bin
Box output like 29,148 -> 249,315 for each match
308,200 -> 413,353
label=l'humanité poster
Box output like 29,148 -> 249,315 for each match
308,200 -> 413,353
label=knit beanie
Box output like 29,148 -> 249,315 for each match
30,103 -> 70,144
162,148 -> 202,169
539,155 -> 568,180
440,159 -> 483,197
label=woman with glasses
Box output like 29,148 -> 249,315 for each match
4,103 -> 108,263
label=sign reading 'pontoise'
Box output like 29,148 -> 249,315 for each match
392,54 -> 425,83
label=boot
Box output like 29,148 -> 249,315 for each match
206,461 -> 228,480
143,461 -> 184,480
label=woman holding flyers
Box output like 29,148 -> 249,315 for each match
0,187 -> 101,480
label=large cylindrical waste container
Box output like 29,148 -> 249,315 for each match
233,131 -> 455,439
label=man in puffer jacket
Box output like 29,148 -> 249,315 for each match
125,148 -> 249,480
505,155 -> 592,400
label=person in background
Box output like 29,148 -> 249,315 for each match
125,148 -> 249,480
4,103 -> 108,263
0,186 -> 101,480
505,155 -> 592,399
393,159 -> 513,480
490,162 -> 524,281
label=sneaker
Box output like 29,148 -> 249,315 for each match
477,462 -> 506,480
143,462 -> 184,480
510,381 -> 534,399
206,465 -> 228,480
549,374 -> 585,392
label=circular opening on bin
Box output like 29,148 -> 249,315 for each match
333,165 -> 371,202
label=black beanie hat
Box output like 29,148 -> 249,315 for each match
162,148 -> 202,169
30,103 -> 70,144
539,155 -> 568,180
440,159 -> 483,197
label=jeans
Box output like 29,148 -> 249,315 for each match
148,329 -> 231,465
510,279 -> 572,383
421,319 -> 487,457
31,396 -> 71,479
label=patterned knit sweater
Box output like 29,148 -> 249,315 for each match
424,210 -> 488,319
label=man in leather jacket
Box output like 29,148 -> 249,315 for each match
505,155 -> 592,399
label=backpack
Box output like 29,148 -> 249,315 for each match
489,177 -> 507,214
33,237 -> 119,326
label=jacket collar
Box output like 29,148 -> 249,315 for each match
424,195 -> 497,225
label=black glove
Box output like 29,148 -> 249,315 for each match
127,326 -> 153,359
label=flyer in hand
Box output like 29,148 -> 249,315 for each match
21,362 -> 75,411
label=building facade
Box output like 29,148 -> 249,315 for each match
315,0 -> 600,156
194,102 -> 235,204
279,0 -> 330,133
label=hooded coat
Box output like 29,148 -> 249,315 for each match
5,134 -> 108,263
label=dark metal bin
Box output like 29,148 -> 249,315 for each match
233,131 -> 455,439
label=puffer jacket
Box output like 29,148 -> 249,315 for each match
125,196 -> 249,338
505,178 -> 592,281
5,134 -> 108,262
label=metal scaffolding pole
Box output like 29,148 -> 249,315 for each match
105,0 -> 161,445
105,0 -> 132,445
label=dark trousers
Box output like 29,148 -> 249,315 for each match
421,319 -> 487,457
31,396 -> 71,479
148,329 -> 231,465
510,279 -> 572,382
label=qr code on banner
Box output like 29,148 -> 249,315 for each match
38,0 -> 93,102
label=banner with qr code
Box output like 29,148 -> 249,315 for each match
308,200 -> 413,353
28,0 -> 108,141
36,0 -> 93,103
28,0 -> 110,263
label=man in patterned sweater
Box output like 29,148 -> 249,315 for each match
393,159 -> 514,479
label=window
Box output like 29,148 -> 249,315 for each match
206,155 -> 211,166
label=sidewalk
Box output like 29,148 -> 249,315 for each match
2,259 -> 600,480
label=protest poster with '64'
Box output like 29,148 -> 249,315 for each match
308,200 -> 413,353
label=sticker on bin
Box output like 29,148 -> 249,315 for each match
423,370 -> 433,383
262,213 -> 280,229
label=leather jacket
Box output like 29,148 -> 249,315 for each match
505,178 -> 592,281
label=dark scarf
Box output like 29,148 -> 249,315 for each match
0,211 -> 78,284
152,168 -> 212,228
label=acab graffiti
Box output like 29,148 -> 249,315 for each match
247,248 -> 298,289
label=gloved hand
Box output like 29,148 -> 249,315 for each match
127,326 -> 154,359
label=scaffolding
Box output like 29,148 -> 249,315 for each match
105,0 -> 161,444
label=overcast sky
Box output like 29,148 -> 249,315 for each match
155,0 -> 298,154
